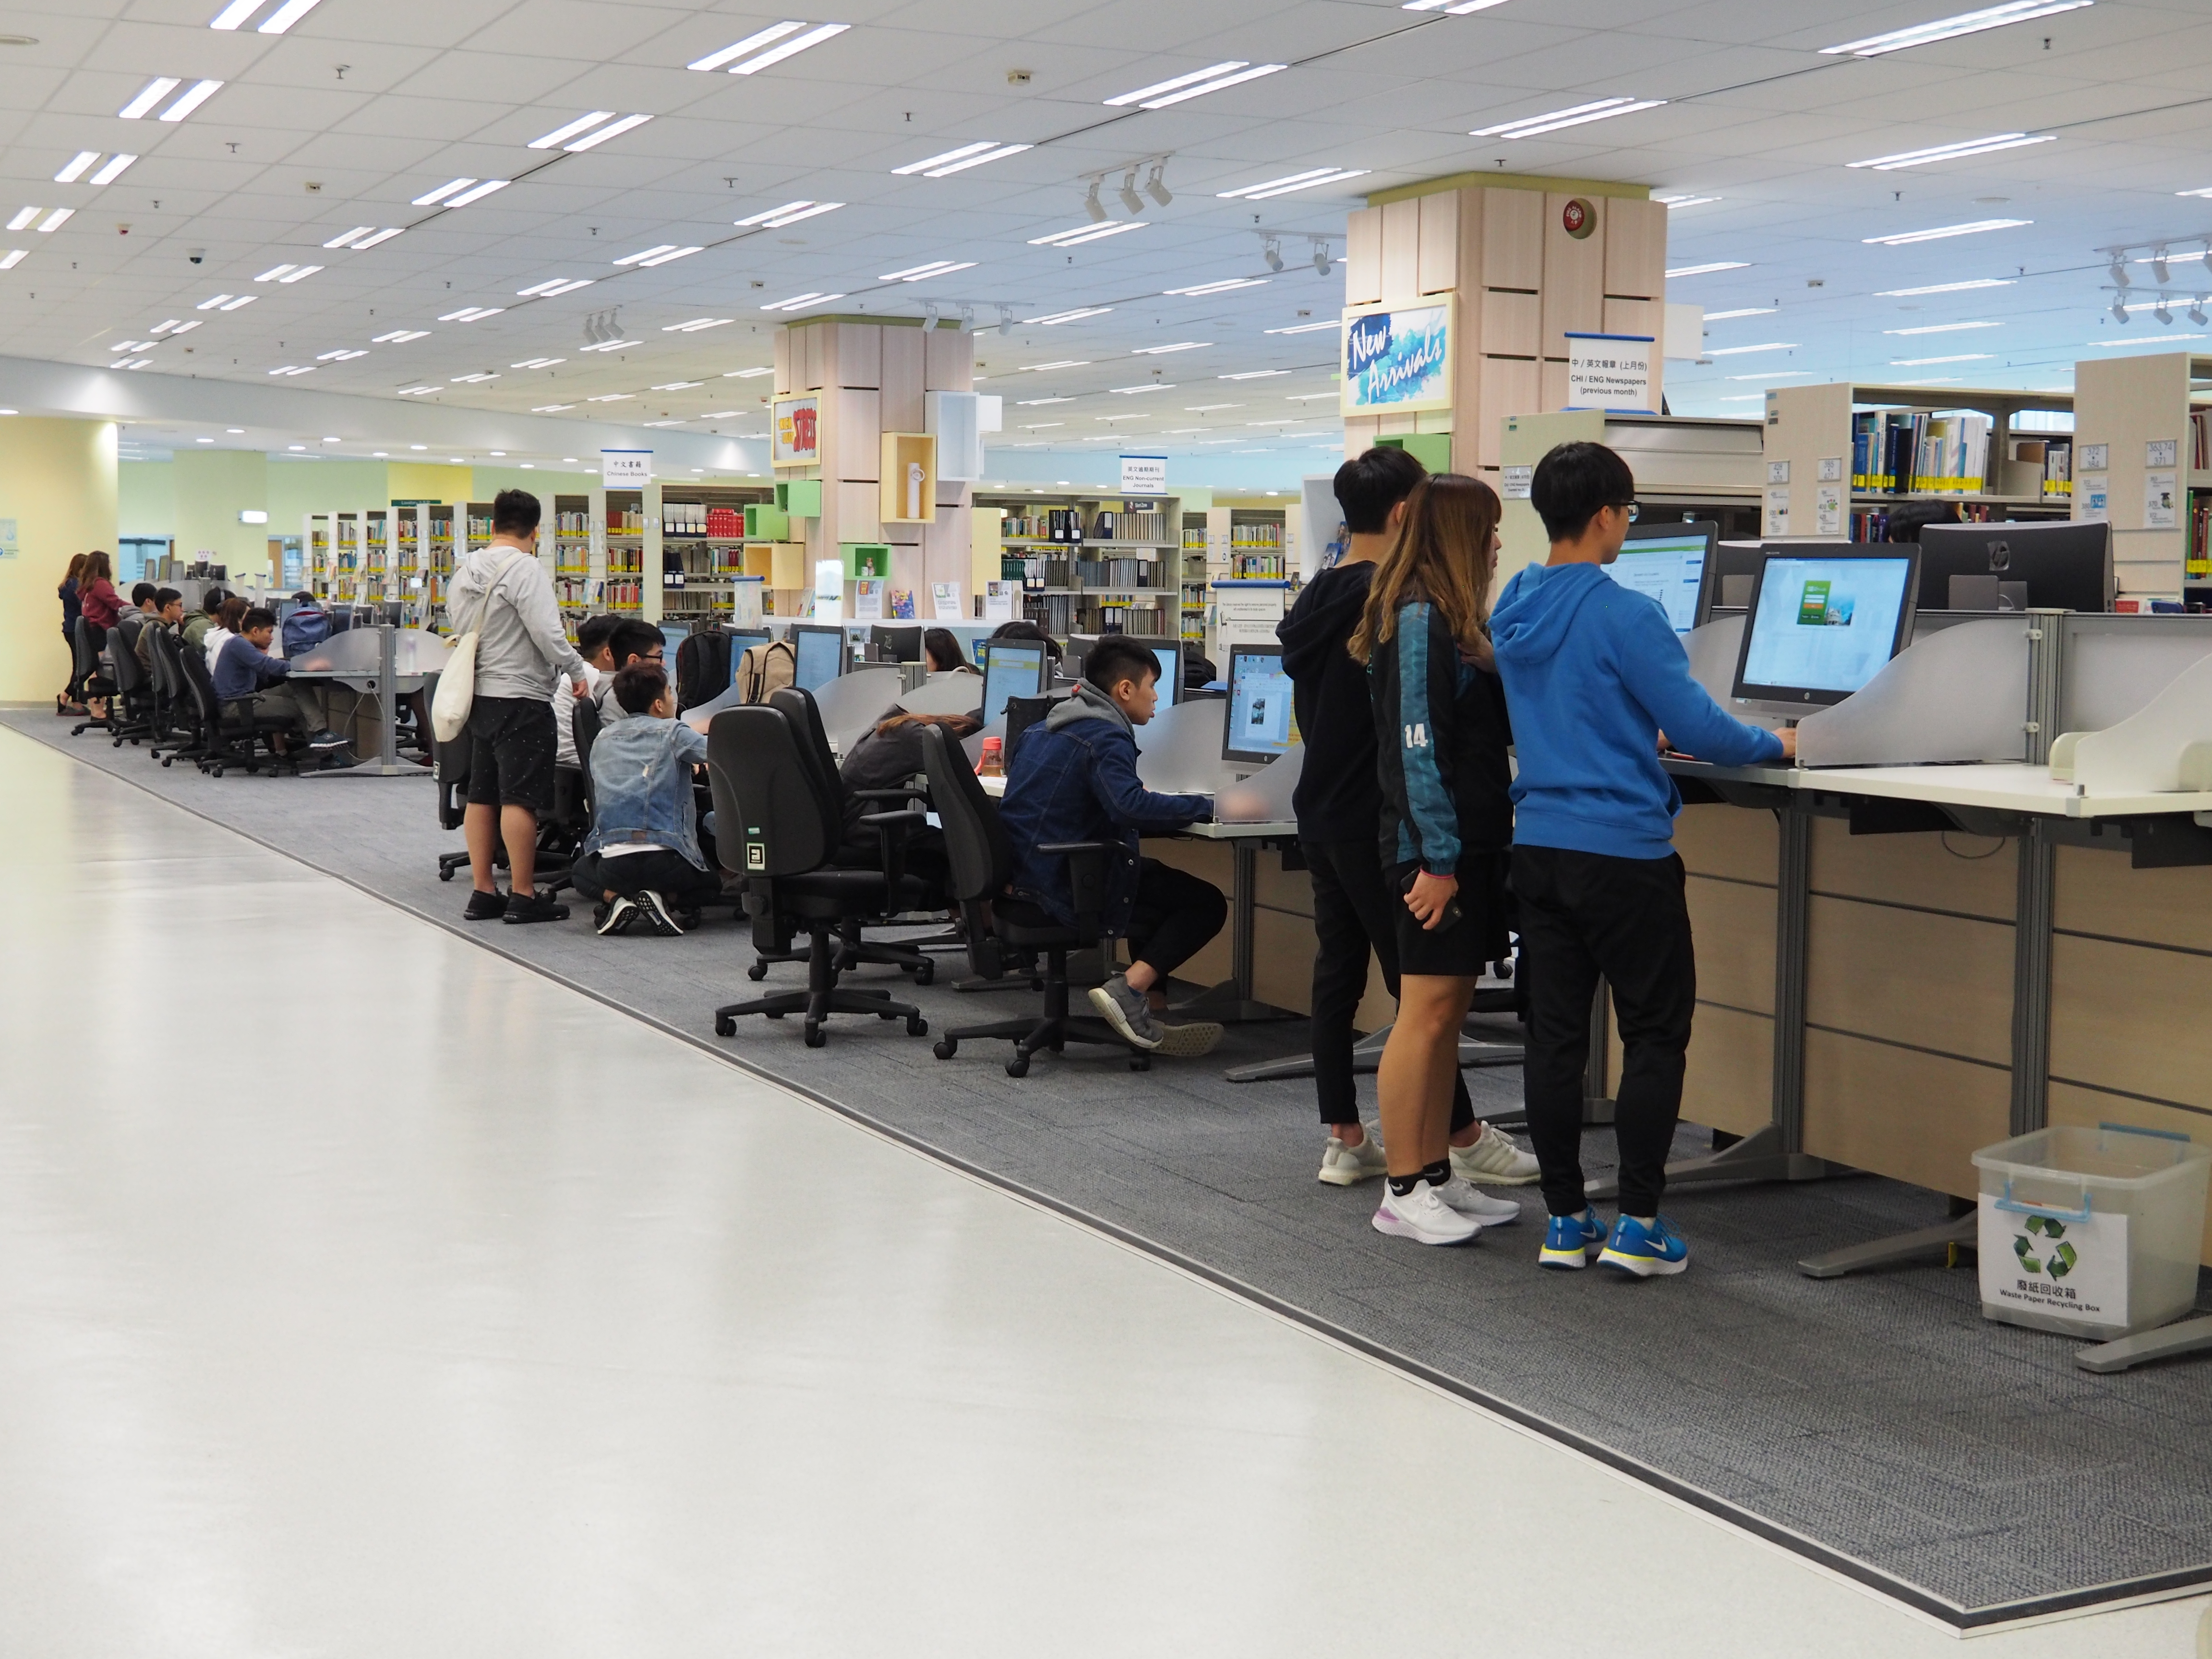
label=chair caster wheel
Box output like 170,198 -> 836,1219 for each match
747,961 -> 768,981
804,1023 -> 826,1048
1006,1055 -> 1030,1078
1129,1056 -> 1151,1072
933,1037 -> 957,1060
714,1015 -> 735,1037
161,758 -> 172,768
906,1015 -> 927,1037
878,1008 -> 897,1021
912,960 -> 934,986
439,868 -> 453,881
766,1010 -> 785,1020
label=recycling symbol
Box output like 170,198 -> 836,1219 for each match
2013,1213 -> 2078,1279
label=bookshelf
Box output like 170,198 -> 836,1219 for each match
1179,513 -> 1210,646
1761,382 -> 2073,546
2071,350 -> 2212,601
1498,410 -> 1763,578
604,488 -> 647,617
974,486 -> 1183,636
657,483 -> 776,628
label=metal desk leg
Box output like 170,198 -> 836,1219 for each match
312,627 -> 427,779
2076,1316 -> 2212,1373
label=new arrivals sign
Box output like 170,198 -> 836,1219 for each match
1340,299 -> 1455,417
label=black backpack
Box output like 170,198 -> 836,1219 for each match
673,628 -> 733,712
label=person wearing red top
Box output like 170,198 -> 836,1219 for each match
73,550 -> 123,720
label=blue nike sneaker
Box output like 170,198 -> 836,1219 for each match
1598,1214 -> 1689,1278
1539,1206 -> 1605,1270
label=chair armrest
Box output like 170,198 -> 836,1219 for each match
850,786 -> 927,803
859,805 -> 927,895
1035,840 -> 1111,932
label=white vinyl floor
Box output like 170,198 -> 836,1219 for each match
0,724 -> 2203,1658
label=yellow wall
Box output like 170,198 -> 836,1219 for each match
120,460 -> 176,538
468,467 -> 600,505
0,418 -> 119,703
387,462 -> 471,504
173,450 -> 271,578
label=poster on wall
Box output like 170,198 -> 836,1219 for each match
1563,333 -> 1656,414
1340,299 -> 1455,418
601,449 -> 652,485
931,580 -> 962,620
0,517 -> 16,560
773,396 -> 821,469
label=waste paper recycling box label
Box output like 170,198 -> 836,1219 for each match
1977,1197 -> 2127,1328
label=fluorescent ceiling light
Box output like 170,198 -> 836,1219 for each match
5,207 -> 34,231
1105,61 -> 1288,109
443,179 -> 510,208
878,260 -> 975,282
219,294 -> 254,310
1019,360 -> 1089,372
87,154 -> 137,186
1220,369 -> 1290,380
254,0 -> 326,31
397,385 -> 438,396
2177,187 -> 2212,199
1863,218 -> 2031,245
208,0 -> 264,25
727,366 -> 774,377
1704,307 -> 1777,320
1166,278 -> 1268,296
196,293 -> 231,309
113,358 -> 153,371
450,372 -> 497,383
1889,353 -> 1993,364
1655,192 -> 1721,208
892,141 -> 1031,177
1016,397 -> 1073,406
1472,96 -> 1665,139
760,291 -> 845,312
586,393 -> 633,402
1849,133 -> 2054,170
577,339 -> 639,352
159,80 -> 223,121
698,411 -> 741,419
351,227 -> 403,250
511,356 -> 565,368
663,317 -> 733,332
413,178 -> 473,206
1403,0 -> 1509,12
1028,220 -> 1147,248
2132,249 -> 2209,266
324,226 -> 375,248
1,249 -> 33,268
517,276 -> 593,296
315,348 -> 366,361
1184,403 -> 1239,410
531,402 -> 575,411
734,200 -> 842,228
1131,341 -> 1210,355
255,263 -> 294,281
277,264 -> 321,283
651,380 -> 704,390
1216,168 -> 1370,200
694,21 -> 848,74
1025,306 -> 1112,325
437,305 -> 502,321
1822,0 -> 2092,57
267,365 -> 313,376
1704,342 -> 1798,356
36,207 -> 72,232
119,77 -> 182,120
1020,422 -> 1065,430
1666,261 -> 1749,277
530,111 -> 615,149
148,318 -> 185,334
1884,320 -> 2001,335
1109,384 -> 1175,394
54,152 -> 99,184
630,246 -> 702,268
372,329 -> 429,343
1264,319 -> 1340,335
1875,278 -> 2014,295
2083,333 -> 2208,347
614,244 -> 679,265
564,113 -> 651,153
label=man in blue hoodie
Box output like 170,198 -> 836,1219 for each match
1491,442 -> 1793,1279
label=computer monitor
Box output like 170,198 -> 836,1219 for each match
1712,541 -> 1767,609
791,624 -> 846,694
870,624 -> 924,663
658,625 -> 689,665
1062,633 -> 1101,679
1731,546 -> 1921,709
1605,520 -> 1718,634
1222,642 -> 1298,765
722,628 -> 770,692
1122,636 -> 1182,709
980,639 -> 1047,726
1914,520 -> 2112,613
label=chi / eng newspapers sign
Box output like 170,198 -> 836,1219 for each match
1340,299 -> 1455,417
1563,332 -> 1656,414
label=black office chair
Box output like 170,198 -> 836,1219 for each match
705,704 -> 929,1048
917,722 -> 1146,1076
434,721 -> 473,881
146,627 -> 206,767
432,698 -> 586,886
69,619 -> 120,738
174,638 -> 299,777
103,623 -> 157,747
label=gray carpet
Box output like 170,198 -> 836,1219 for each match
14,707 -> 2212,1627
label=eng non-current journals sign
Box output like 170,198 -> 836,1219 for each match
1340,300 -> 1455,417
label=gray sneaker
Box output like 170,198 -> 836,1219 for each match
1088,974 -> 1165,1050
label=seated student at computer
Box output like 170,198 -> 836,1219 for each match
594,619 -> 668,724
212,606 -> 352,757
838,709 -> 975,902
203,596 -> 249,673
180,589 -> 226,659
570,661 -> 721,937
119,581 -> 160,640
999,635 -> 1226,1056
923,627 -> 976,674
1347,474 -> 1523,1248
553,613 -> 621,769
986,618 -> 1061,669
133,588 -> 184,673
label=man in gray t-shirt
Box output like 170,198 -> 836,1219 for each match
445,489 -> 588,925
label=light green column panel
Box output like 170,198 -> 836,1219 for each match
120,461 -> 177,540
173,450 -> 271,579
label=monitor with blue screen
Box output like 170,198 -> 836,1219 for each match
658,625 -> 688,666
1605,520 -> 1718,634
1124,636 -> 1182,710
1731,547 -> 1920,708
722,628 -> 770,692
791,624 -> 846,693
980,641 -> 1046,726
1222,643 -> 1298,765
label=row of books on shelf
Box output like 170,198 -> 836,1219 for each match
1851,411 -> 1996,495
1227,553 -> 1290,577
1001,508 -> 1168,543
2194,409 -> 2212,472
1181,528 -> 1208,551
609,509 -> 649,534
659,504 -> 746,537
2190,497 -> 2212,579
1022,595 -> 1173,635
1229,524 -> 1286,550
1847,500 -> 2065,541
1007,555 -> 1159,590
553,510 -> 592,535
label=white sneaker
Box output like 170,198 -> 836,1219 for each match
1433,1175 -> 1522,1226
1451,1121 -> 1541,1186
1318,1130 -> 1388,1186
1371,1180 -> 1481,1246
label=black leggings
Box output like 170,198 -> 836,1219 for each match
1303,836 -> 1478,1131
572,849 -> 723,909
1123,858 -> 1227,980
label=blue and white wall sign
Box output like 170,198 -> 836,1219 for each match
1340,300 -> 1455,417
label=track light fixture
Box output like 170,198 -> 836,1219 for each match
2155,296 -> 2174,324
1145,159 -> 1172,207
1119,168 -> 1145,216
1082,176 -> 1106,223
2111,296 -> 2129,324
1311,237 -> 1333,276
2192,296 -> 2208,326
1263,236 -> 1285,273
959,303 -> 975,332
922,301 -> 940,330
2152,246 -> 2172,284
2108,257 -> 2129,288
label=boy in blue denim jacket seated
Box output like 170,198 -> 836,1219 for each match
998,635 -> 1226,1057
571,662 -> 722,937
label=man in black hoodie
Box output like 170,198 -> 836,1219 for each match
1279,447 -> 1539,1190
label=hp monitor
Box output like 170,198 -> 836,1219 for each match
1605,520 -> 1719,634
1914,519 -> 2111,613
980,639 -> 1047,727
791,624 -> 846,694
1732,546 -> 1921,708
1222,643 -> 1298,765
